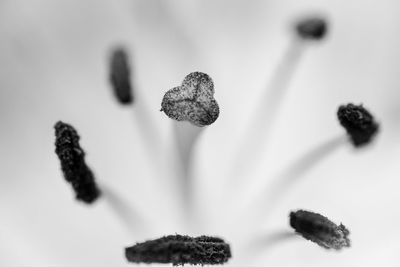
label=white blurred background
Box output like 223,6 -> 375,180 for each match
1,0 -> 400,266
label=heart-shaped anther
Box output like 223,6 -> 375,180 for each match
161,72 -> 220,127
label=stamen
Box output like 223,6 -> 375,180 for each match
237,104 -> 378,226
337,103 -> 379,147
160,72 -> 219,225
54,121 -> 101,204
109,47 -> 134,104
233,135 -> 347,228
125,234 -> 231,265
228,15 -> 328,186
289,210 -> 350,250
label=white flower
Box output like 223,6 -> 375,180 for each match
1,1 -> 400,267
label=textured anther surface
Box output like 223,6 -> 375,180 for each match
296,17 -> 327,40
290,210 -> 350,250
161,72 -> 220,127
54,121 -> 101,203
337,103 -> 379,147
109,48 -> 133,104
125,234 -> 231,265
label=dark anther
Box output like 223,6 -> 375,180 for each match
296,16 -> 328,40
109,47 -> 134,104
161,72 -> 219,127
337,103 -> 379,147
290,210 -> 350,250
125,234 -> 231,265
54,121 -> 101,204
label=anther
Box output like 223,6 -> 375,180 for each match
161,72 -> 219,127
109,47 -> 134,104
296,16 -> 328,41
54,121 -> 101,204
290,210 -> 350,250
337,103 -> 379,147
125,234 -> 231,265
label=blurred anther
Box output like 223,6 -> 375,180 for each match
161,72 -> 219,127
296,16 -> 328,40
54,121 -> 101,204
290,210 -> 350,250
125,234 -> 231,265
337,103 -> 379,147
109,47 -> 134,104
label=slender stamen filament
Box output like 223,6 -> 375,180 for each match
228,19 -> 326,189
100,184 -> 150,238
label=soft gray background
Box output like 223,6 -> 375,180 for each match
1,0 -> 400,266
